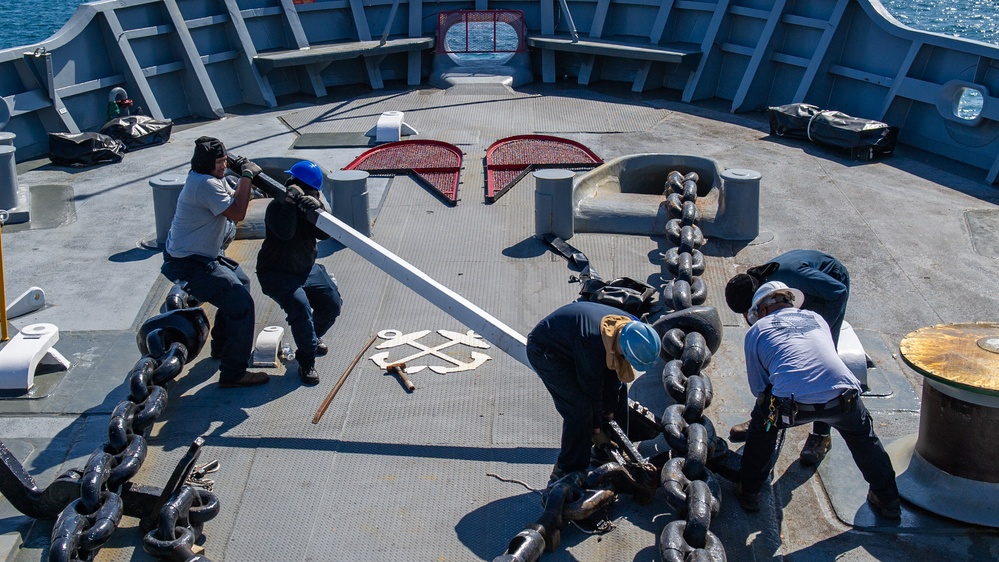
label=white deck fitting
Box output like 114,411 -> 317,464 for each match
837,321 -> 868,387
5,287 -> 44,320
0,323 -> 69,390
251,325 -> 285,367
365,111 -> 418,143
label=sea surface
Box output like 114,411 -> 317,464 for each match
0,0 -> 997,50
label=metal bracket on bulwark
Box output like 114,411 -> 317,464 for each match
369,329 -> 492,374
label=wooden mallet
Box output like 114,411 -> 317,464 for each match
386,361 -> 415,392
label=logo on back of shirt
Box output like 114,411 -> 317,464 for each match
770,309 -> 821,335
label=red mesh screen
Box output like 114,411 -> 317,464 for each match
485,135 -> 602,202
343,140 -> 463,205
437,10 -> 526,54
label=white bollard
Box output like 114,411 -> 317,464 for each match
252,325 -> 285,367
0,323 -> 71,390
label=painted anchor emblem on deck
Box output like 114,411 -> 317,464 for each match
370,329 -> 491,374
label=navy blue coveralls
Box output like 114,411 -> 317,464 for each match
526,301 -> 633,474
256,198 -> 342,371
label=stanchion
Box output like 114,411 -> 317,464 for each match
0,209 -> 8,341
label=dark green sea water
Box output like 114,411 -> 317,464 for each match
0,0 -> 995,50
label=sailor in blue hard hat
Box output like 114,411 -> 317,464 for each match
256,160 -> 343,386
526,301 -> 661,483
285,160 -> 325,192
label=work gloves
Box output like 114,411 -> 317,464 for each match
283,185 -> 304,205
226,156 -> 244,175
591,429 -> 613,448
298,195 -> 322,216
227,156 -> 262,179
240,160 -> 262,179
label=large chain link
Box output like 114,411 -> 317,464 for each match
47,292 -> 218,562
655,170 -> 728,561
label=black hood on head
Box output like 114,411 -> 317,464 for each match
191,136 -> 226,174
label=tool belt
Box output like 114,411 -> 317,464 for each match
757,387 -> 859,431
165,253 -> 240,272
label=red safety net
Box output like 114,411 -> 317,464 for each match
437,10 -> 526,54
343,140 -> 463,205
485,135 -> 603,202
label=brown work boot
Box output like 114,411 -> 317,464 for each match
799,433 -> 833,466
729,420 -> 750,443
867,489 -> 902,519
219,371 -> 270,388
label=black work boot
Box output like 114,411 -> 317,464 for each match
734,483 -> 761,512
299,364 -> 320,385
799,433 -> 833,466
316,338 -> 329,356
867,489 -> 902,519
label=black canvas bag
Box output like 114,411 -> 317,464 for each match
48,132 -> 125,166
768,103 -> 899,161
580,276 -> 659,317
100,115 -> 173,150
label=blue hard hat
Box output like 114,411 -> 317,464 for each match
619,321 -> 661,368
285,161 -> 325,191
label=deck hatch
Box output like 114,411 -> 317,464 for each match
343,140 -> 463,205
485,135 -> 602,202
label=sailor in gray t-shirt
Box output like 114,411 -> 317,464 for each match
166,171 -> 235,259
744,308 -> 860,405
160,136 -> 269,388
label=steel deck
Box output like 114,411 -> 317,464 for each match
2,83 -> 999,561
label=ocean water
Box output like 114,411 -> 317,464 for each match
0,0 -> 89,50
882,0 -> 999,45
0,0 -> 996,50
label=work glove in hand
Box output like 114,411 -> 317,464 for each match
591,429 -> 613,448
298,195 -> 322,215
227,156 -> 246,175
240,160 -> 262,179
283,185 -> 304,205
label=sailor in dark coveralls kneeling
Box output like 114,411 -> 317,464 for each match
734,281 -> 901,519
527,301 -> 661,482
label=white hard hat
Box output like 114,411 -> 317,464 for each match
747,281 -> 804,324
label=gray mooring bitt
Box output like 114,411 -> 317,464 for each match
0,133 -> 29,225
327,169 -> 371,237
534,169 -> 576,240
550,155 -> 761,241
149,174 -> 186,247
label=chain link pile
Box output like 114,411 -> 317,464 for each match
654,170 -> 728,561
45,294 -> 220,562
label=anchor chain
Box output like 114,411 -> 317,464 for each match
2,289 -> 218,561
494,169 -> 738,561
654,170 -> 728,562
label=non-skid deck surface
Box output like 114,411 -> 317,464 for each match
8,81 -> 999,561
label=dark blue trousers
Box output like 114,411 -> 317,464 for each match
740,394 -> 898,501
526,342 -> 627,474
258,264 -> 342,369
162,254 -> 254,383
